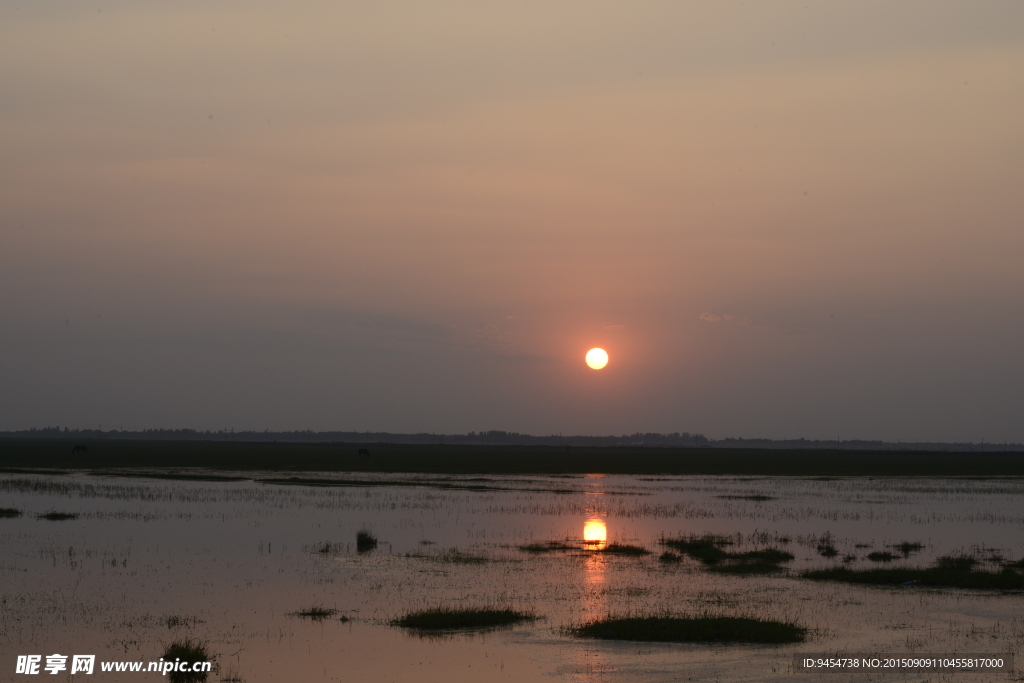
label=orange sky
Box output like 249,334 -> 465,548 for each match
2,1 -> 1022,440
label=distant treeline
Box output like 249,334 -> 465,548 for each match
1,427 -> 1019,451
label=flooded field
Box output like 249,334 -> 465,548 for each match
2,471 -> 1024,682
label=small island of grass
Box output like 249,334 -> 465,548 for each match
660,535 -> 793,573
161,639 -> 212,683
292,606 -> 339,620
597,543 -> 650,556
803,553 -> 1024,589
37,511 -> 78,521
519,540 -> 579,552
570,615 -> 806,643
392,607 -> 536,631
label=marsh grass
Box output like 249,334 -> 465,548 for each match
435,548 -> 487,564
717,495 -> 774,501
161,639 -> 212,683
816,542 -> 839,558
165,615 -> 202,629
37,511 -> 78,521
311,541 -> 341,554
219,664 -> 243,683
893,541 -> 925,556
803,564 -> 1024,590
569,615 -> 807,643
659,551 -> 682,563
406,548 -> 488,564
0,507 -> 22,518
707,560 -> 785,575
356,530 -> 377,552
867,551 -> 898,562
935,554 -> 978,571
598,543 -> 650,556
519,540 -> 648,555
660,535 -> 732,564
292,606 -> 339,620
392,607 -> 536,631
660,535 -> 792,573
519,540 -> 579,552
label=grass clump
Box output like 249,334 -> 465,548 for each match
935,554 -> 977,571
165,615 -> 201,629
292,606 -> 339,621
598,543 -> 650,556
570,615 -> 806,643
867,551 -> 898,562
519,540 -> 579,552
37,511 -> 78,521
893,542 -> 925,556
659,551 -> 682,563
803,561 -> 1024,590
707,561 -> 784,575
738,548 -> 795,563
392,607 -> 536,631
706,549 -> 795,575
0,508 -> 22,518
406,548 -> 487,564
435,548 -> 487,564
660,535 -> 732,564
816,543 -> 838,558
815,532 -> 839,558
312,542 -> 338,554
161,639 -> 212,683
661,535 -> 792,573
356,530 -> 377,552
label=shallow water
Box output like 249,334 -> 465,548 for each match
2,472 -> 1023,682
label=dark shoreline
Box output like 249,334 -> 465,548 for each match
2,438 -> 1023,476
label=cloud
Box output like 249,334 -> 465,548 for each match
699,313 -> 721,322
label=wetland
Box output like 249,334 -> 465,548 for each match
3,457 -> 1024,681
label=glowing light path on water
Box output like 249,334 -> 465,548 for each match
583,518 -> 607,549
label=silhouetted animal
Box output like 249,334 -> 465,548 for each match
71,445 -> 88,455
358,448 -> 370,458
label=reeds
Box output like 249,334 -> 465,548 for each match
569,615 -> 807,643
867,551 -> 898,562
392,607 -> 536,631
161,639 -> 212,683
292,606 -> 339,620
660,535 -> 793,573
519,540 -> 579,552
356,530 -> 377,552
803,560 -> 1024,590
37,511 -> 78,521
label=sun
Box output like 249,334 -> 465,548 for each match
585,347 -> 609,370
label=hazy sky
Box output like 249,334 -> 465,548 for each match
2,1 -> 1022,441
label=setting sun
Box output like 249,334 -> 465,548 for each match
585,348 -> 609,370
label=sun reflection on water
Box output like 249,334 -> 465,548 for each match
582,518 -> 607,550
581,517 -> 608,631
